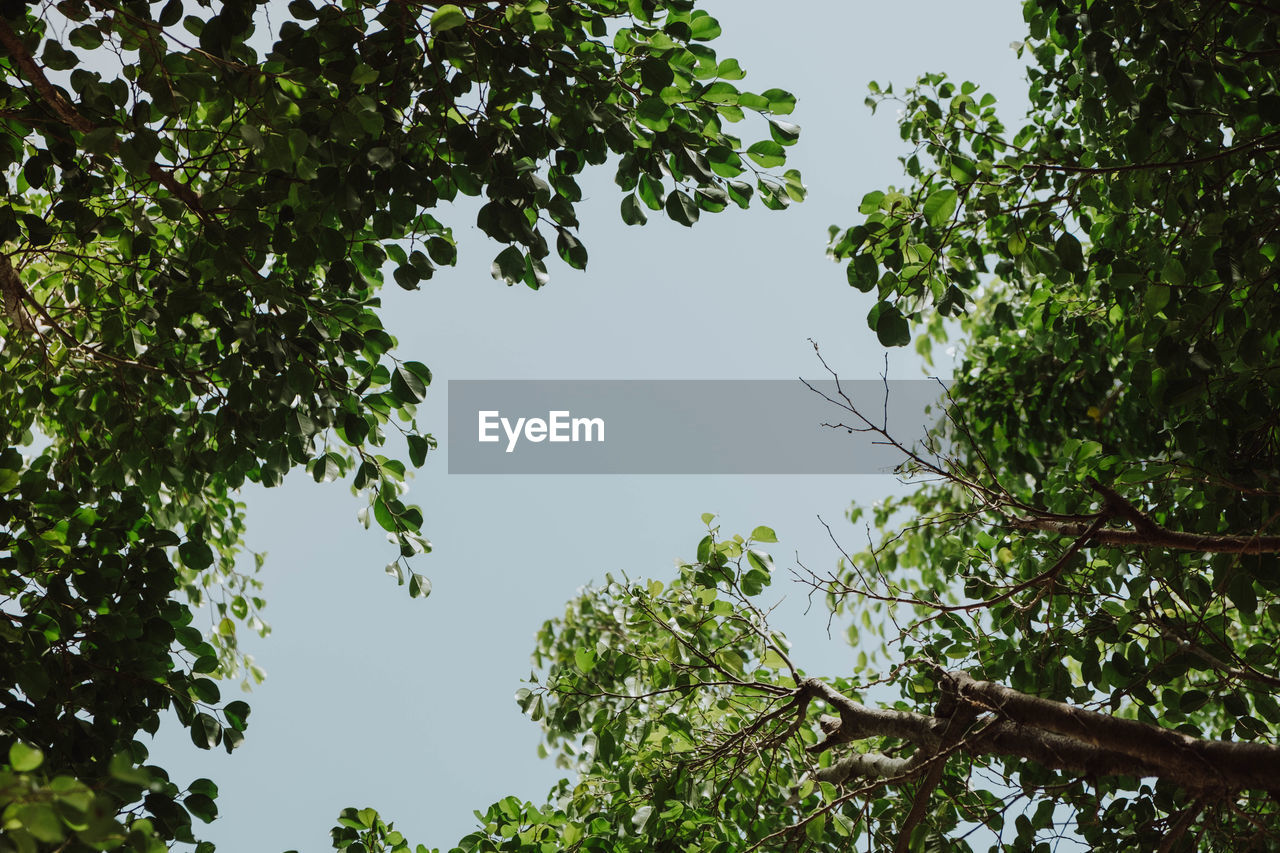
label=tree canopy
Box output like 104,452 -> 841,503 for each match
414,1 -> 1279,852
5,0 -> 1279,851
0,0 -> 800,849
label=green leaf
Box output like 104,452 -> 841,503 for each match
847,254 -> 878,292
750,526 -> 777,543
185,793 -> 218,823
158,0 -> 183,26
9,742 -> 43,772
391,364 -> 427,403
638,173 -> 664,210
17,803 -> 64,843
1161,257 -> 1186,287
426,237 -> 456,266
109,752 -> 152,786
665,190 -> 699,227
874,304 -> 911,347
191,713 -> 222,749
707,145 -> 743,177
621,194 -> 648,226
491,246 -> 525,283
689,12 -> 721,40
224,700 -> 251,731
556,229 -> 588,269
408,434 -> 433,467
949,155 -> 978,182
745,140 -> 785,168
760,649 -> 787,669
430,4 -> 467,33
191,677 -> 220,703
922,189 -> 959,227
1055,232 -> 1084,273
408,573 -> 431,598
179,539 -> 215,570
636,98 -> 671,132
716,58 -> 744,80
312,454 -> 342,483
41,41 -> 79,71
767,119 -> 801,146
366,146 -> 394,168
761,88 -> 796,114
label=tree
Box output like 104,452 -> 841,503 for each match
0,0 -> 802,848
386,2 -> 1278,851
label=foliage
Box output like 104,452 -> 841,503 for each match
419,1 -> 1280,851
0,0 -> 800,847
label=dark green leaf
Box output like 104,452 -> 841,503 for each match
874,304 -> 911,347
179,540 -> 215,570
665,190 -> 699,227
223,700 -> 250,731
391,365 -> 427,404
190,714 -> 222,750
621,194 -> 648,226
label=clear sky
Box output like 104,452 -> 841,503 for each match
149,3 -> 1031,849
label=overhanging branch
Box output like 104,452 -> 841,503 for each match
942,670 -> 1280,793
801,672 -> 1280,796
1006,516 -> 1280,554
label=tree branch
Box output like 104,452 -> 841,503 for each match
943,670 -> 1280,793
1157,800 -> 1205,853
0,16 -> 205,216
1087,476 -> 1161,537
814,749 -> 927,785
800,673 -> 1280,797
800,678 -> 944,752
1005,516 -> 1280,554
0,20 -> 93,132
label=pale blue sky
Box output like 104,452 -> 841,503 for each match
149,3 -> 1030,849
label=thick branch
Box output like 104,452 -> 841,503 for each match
801,678 -> 944,751
0,253 -> 35,331
815,749 -> 926,785
1006,516 -> 1280,554
894,704 -> 976,853
943,671 -> 1280,792
0,19 -> 93,132
1157,801 -> 1205,853
802,675 -> 1280,795
1088,476 -> 1161,537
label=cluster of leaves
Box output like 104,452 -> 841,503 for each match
0,0 -> 799,847
1,741 -> 221,853
457,522 -> 846,853
323,806 -> 426,853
